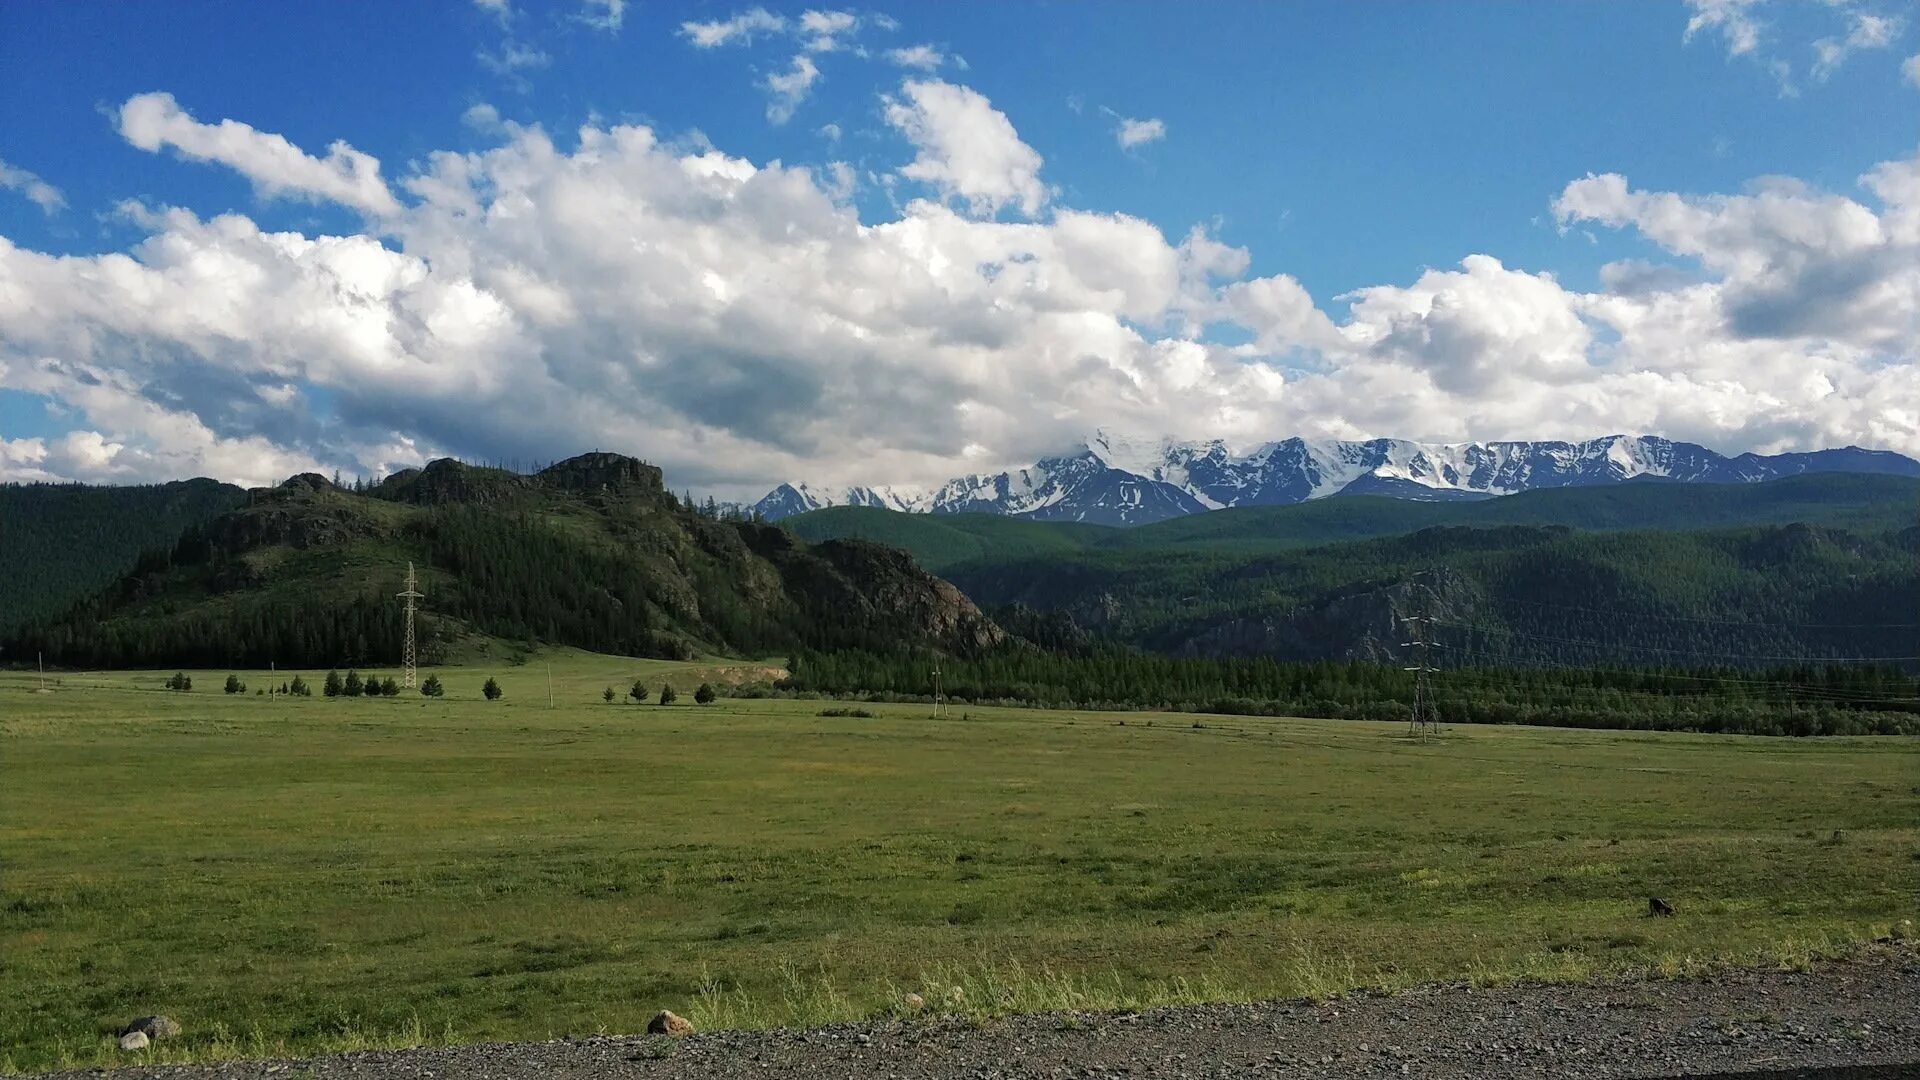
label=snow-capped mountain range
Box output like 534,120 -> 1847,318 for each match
752,433 -> 1920,526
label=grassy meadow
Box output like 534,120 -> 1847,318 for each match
2,648 -> 1916,1072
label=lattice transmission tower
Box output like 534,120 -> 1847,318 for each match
1402,581 -> 1441,741
397,562 -> 424,689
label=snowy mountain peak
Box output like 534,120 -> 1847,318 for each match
751,434 -> 1919,526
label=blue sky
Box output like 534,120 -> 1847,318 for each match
0,1 -> 1916,493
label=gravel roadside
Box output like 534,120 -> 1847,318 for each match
44,946 -> 1920,1079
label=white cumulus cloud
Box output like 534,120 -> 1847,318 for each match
885,79 -> 1048,219
886,44 -> 947,70
681,7 -> 786,48
0,89 -> 1914,492
1115,116 -> 1166,149
765,55 -> 821,124
117,92 -> 401,218
0,158 -> 65,215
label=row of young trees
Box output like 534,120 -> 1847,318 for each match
601,680 -> 717,705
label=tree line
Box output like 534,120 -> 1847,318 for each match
779,647 -> 1920,736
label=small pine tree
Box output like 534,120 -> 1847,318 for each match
628,680 -> 647,703
224,674 -> 245,695
281,680 -> 293,695
420,674 -> 444,698
483,677 -> 503,701
658,684 -> 677,706
323,670 -> 342,697
166,671 -> 186,692
694,683 -> 716,705
603,687 -> 616,704
343,670 -> 364,697
381,677 -> 401,697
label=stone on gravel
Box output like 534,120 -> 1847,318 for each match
120,1015 -> 182,1040
118,1031 -> 150,1052
646,1010 -> 694,1037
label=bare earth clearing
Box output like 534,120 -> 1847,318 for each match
42,948 -> 1920,1079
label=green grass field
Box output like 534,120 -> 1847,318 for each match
3,649 -> 1915,1072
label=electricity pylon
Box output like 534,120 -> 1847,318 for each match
397,562 -> 423,689
1402,582 -> 1440,741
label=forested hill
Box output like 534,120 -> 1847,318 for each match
6,453 -> 1002,670
0,479 -> 245,637
943,522 -> 1920,668
785,473 -> 1920,572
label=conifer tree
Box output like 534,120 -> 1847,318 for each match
483,677 -> 503,701
344,669 -> 364,697
694,683 -> 716,704
629,679 -> 647,703
323,670 -> 343,697
603,687 -> 616,703
224,674 -> 244,694
420,674 -> 444,698
658,683 -> 677,705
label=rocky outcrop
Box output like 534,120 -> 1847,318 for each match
379,459 -> 534,506
537,452 -> 665,498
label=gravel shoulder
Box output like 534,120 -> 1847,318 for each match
43,946 -> 1920,1080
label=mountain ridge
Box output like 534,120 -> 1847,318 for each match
6,453 -> 1002,670
754,433 -> 1920,526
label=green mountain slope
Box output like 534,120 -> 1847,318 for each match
1112,473 -> 1919,551
0,479 -> 246,637
784,474 -> 1919,570
782,506 -> 1107,569
942,522 -> 1919,666
7,454 -> 1001,670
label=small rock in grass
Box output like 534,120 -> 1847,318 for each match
903,992 -> 926,1010
646,1010 -> 694,1037
118,1031 -> 150,1052
120,1015 -> 181,1040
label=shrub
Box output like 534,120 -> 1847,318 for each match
817,707 -> 874,718
380,678 -> 401,697
165,672 -> 193,692
290,675 -> 310,697
343,670 -> 364,697
420,674 -> 444,698
483,677 -> 503,701
694,683 -> 716,705
658,684 -> 677,705
224,674 -> 245,694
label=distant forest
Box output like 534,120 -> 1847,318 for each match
780,649 -> 1920,737
0,479 -> 245,637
